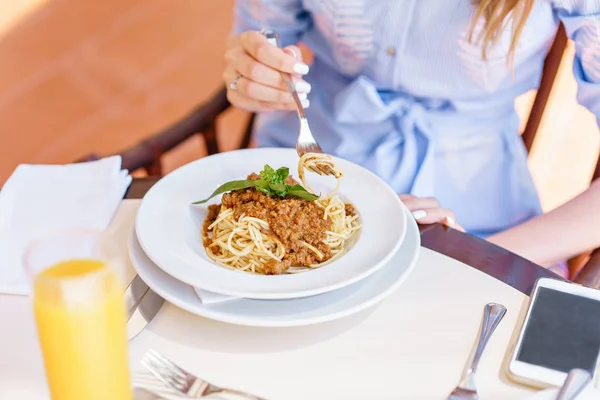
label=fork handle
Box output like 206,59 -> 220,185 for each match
458,303 -> 506,390
556,369 -> 591,400
259,29 -> 307,120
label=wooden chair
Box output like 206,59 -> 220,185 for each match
81,24 -> 600,288
520,24 -> 600,288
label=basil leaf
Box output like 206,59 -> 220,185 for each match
275,167 -> 289,185
193,165 -> 319,204
254,180 -> 272,196
269,183 -> 288,197
285,184 -> 320,201
259,165 -> 276,182
192,180 -> 256,204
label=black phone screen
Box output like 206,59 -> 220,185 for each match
516,286 -> 600,373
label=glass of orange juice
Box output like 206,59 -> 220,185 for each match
24,229 -> 132,400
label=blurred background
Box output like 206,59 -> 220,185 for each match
0,0 -> 598,213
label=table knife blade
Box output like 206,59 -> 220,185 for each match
125,274 -> 164,340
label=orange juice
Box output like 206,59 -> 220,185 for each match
33,259 -> 132,400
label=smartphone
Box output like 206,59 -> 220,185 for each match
505,278 -> 600,388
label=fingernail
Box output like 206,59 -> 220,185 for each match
285,48 -> 297,58
293,63 -> 310,75
445,216 -> 456,227
301,99 -> 310,108
412,210 -> 427,220
297,92 -> 308,100
295,81 -> 312,93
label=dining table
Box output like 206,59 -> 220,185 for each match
0,177 -> 576,400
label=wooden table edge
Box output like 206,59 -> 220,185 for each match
126,178 -> 562,295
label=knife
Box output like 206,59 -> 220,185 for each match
125,274 -> 165,340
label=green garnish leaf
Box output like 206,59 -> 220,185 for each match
275,167 -> 289,184
259,165 -> 276,182
192,180 -> 256,204
253,180 -> 272,196
192,164 -> 319,204
259,165 -> 289,185
268,183 -> 288,197
285,184 -> 320,201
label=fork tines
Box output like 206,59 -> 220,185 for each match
140,349 -> 267,400
141,348 -> 198,395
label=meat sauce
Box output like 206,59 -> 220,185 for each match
203,173 -> 343,274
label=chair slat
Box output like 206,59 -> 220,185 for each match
521,24 -> 568,152
78,88 -> 231,174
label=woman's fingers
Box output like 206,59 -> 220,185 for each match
399,194 -> 464,231
228,46 -> 311,94
223,68 -> 308,104
413,208 -> 464,231
239,31 -> 310,75
411,208 -> 456,226
224,31 -> 312,112
399,195 -> 441,210
282,46 -> 312,92
229,49 -> 286,90
283,45 -> 303,61
226,89 -> 298,113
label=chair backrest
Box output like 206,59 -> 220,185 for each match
522,23 -> 600,181
521,24 -> 568,152
78,89 -> 232,176
526,24 -> 600,284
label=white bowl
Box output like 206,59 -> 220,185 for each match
135,148 -> 407,299
129,206 -> 420,327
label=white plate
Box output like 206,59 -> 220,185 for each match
135,148 -> 407,299
129,206 -> 419,327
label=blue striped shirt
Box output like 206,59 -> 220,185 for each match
233,0 -> 600,237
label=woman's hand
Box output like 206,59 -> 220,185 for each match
399,194 -> 464,231
224,31 -> 311,112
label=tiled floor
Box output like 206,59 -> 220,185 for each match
1,0 -> 599,212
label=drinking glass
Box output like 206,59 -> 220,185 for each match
24,229 -> 132,400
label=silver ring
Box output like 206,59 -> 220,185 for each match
229,74 -> 243,91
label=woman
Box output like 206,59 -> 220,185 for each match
223,1 -> 600,273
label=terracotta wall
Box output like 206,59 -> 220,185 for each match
0,0 -> 247,183
1,0 -> 598,211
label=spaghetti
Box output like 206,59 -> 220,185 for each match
201,153 -> 361,275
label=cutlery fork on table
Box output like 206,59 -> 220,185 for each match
447,303 -> 507,400
139,348 -> 267,399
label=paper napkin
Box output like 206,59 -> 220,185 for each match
193,287 -> 238,305
0,156 -> 131,295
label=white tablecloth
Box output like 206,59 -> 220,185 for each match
0,200 -> 553,399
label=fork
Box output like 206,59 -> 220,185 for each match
447,303 -> 507,400
259,30 -> 334,176
141,348 -> 266,399
556,369 -> 591,400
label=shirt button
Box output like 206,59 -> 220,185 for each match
386,46 -> 396,56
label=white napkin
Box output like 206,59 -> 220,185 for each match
0,156 -> 131,295
193,287 -> 238,304
524,386 -> 600,399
